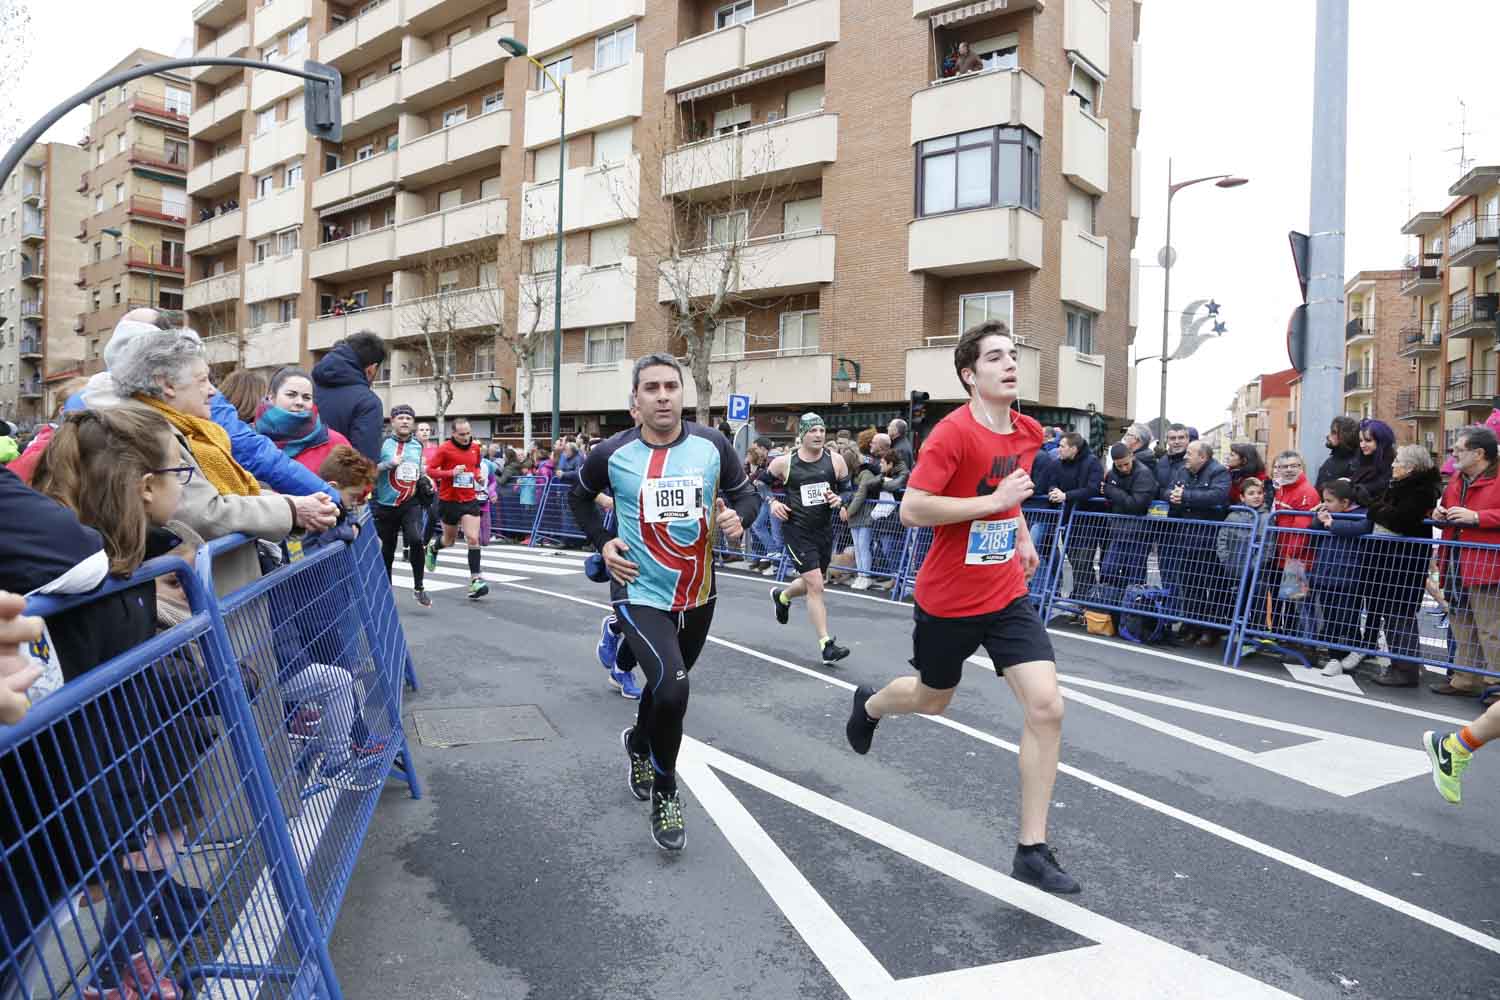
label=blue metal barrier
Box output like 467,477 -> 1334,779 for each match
531,480 -> 589,545
492,475 -> 546,542
895,506 -> 1066,609
5,511 -> 419,998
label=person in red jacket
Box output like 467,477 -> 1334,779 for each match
1268,449 -> 1321,645
1432,424 -> 1500,697
424,417 -> 488,599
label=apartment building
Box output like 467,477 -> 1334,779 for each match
1398,163 -> 1500,457
77,50 -> 193,373
1340,269 -> 1406,433
185,0 -> 1140,442
1227,366 -> 1296,462
0,143 -> 91,428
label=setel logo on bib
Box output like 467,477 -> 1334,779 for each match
642,475 -> 703,524
966,517 -> 1017,565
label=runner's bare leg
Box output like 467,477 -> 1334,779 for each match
1004,659 -> 1064,844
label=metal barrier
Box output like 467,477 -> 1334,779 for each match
531,480 -> 589,545
897,506 -> 1066,609
4,511 -> 419,999
491,475 -> 546,542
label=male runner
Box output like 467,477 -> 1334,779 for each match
769,413 -> 851,663
372,403 -> 431,606
417,421 -> 441,546
569,353 -> 760,851
1424,698 -> 1500,804
425,418 -> 489,599
843,320 -> 1079,895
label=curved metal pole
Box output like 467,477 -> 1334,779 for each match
0,57 -> 336,190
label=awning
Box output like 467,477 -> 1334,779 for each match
318,185 -> 398,219
929,0 -> 1032,29
677,51 -> 826,103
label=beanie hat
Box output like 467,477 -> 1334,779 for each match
390,403 -> 416,419
102,319 -> 169,371
797,412 -> 825,437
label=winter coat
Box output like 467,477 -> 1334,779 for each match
1314,444 -> 1360,491
1216,508 -> 1259,577
1309,508 -> 1373,591
1347,455 -> 1392,509
6,422 -> 52,483
843,465 -> 883,528
891,433 -> 915,473
1154,450 -> 1188,496
1131,445 -> 1157,476
1167,458 -> 1230,521
1438,463 -> 1500,590
1270,474 -> 1321,568
554,449 -> 584,483
1367,467 -> 1441,537
311,343 -> 384,461
209,391 -> 339,499
1048,451 -> 1104,515
1024,447 -> 1058,508
1102,460 -> 1159,516
1228,466 -> 1266,506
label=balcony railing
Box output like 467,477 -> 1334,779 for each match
20,256 -> 43,280
18,338 -> 41,358
1342,370 -> 1372,392
1450,293 -> 1498,338
1397,324 -> 1441,354
1448,214 -> 1499,258
126,249 -> 185,273
128,143 -> 189,173
1446,370 -> 1497,407
20,300 -> 42,317
1344,317 -> 1373,340
1396,386 -> 1441,416
128,194 -> 188,225
128,95 -> 191,125
1400,252 -> 1442,294
19,379 -> 43,398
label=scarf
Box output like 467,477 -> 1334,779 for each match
138,395 -> 260,497
254,402 -> 329,459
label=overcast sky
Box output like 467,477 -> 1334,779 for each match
8,0 -> 1499,433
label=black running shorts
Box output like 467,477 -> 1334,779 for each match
911,595 -> 1054,690
439,499 -> 484,525
783,524 -> 833,576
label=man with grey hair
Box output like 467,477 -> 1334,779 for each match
1122,422 -> 1157,475
887,417 -> 916,471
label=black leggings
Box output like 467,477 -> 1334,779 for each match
615,603 -> 714,791
374,500 -> 425,589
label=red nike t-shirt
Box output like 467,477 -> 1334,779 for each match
908,404 -> 1044,618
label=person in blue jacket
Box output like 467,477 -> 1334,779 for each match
312,331 -> 387,462
1312,478 -> 1374,677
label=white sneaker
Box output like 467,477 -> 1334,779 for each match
850,576 -> 872,591
1321,658 -> 1344,677
761,563 -> 779,576
1340,650 -> 1364,672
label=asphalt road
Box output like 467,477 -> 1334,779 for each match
329,544 -> 1500,1000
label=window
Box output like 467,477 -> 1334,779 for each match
442,106 -> 468,128
165,86 -> 191,116
594,123 -> 633,165
1068,63 -> 1102,116
114,239 -> 122,257
161,240 -> 184,269
479,262 -> 498,286
473,340 -> 495,376
916,127 -> 1040,216
438,188 -> 462,211
534,142 -> 568,183
112,283 -> 121,304
319,293 -> 335,315
538,55 -> 571,92
116,133 -> 126,154
779,310 -> 819,355
161,187 -> 187,220
278,297 -> 297,322
1065,308 -> 1095,355
93,194 -> 102,213
324,151 -> 342,173
92,241 -> 101,262
114,182 -> 125,205
786,84 -> 825,118
482,91 -> 504,114
595,24 -> 635,71
447,26 -> 471,46
959,291 -> 1013,335
287,23 -> 307,52
255,173 -> 273,198
531,238 -> 558,273
528,336 -> 554,370
91,290 -> 100,311
285,160 -> 303,186
254,237 -> 272,262
352,214 -> 370,235
257,108 -> 275,135
276,227 -> 299,254
439,269 -> 460,293
716,0 -> 754,28
585,325 -> 627,365
383,205 -> 395,227
709,317 -> 746,359
480,176 -> 502,199
713,104 -> 751,136
249,301 -> 268,326
355,144 -> 374,161
783,197 -> 822,234
709,210 -> 748,247
1066,183 -> 1097,235
385,133 -> 399,153
350,290 -> 369,309
383,283 -> 394,304
590,224 -> 630,267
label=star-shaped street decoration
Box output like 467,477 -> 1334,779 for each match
1212,321 -> 1227,335
1205,300 -> 1221,316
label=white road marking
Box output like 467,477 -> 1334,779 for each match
493,580 -> 1500,958
679,737 -> 1295,999
388,573 -> 463,593
431,555 -> 577,576
1282,662 -> 1365,694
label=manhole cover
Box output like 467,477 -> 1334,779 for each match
411,705 -> 557,747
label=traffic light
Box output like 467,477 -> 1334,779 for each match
909,390 -> 930,428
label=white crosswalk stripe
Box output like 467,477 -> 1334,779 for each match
390,544 -> 592,597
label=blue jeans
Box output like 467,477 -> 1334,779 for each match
851,525 -> 873,575
749,496 -> 776,558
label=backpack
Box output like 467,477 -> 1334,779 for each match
1119,585 -> 1171,644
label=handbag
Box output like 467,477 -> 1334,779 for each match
1278,558 -> 1309,601
1083,610 -> 1116,637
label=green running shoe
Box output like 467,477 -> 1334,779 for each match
651,788 -> 685,851
621,727 -> 653,802
1423,731 -> 1471,805
424,540 -> 439,572
468,578 -> 489,600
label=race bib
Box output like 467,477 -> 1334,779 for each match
642,476 -> 702,524
20,622 -> 64,706
966,517 -> 1017,565
454,470 -> 474,489
799,481 -> 831,507
396,461 -> 419,483
474,487 -> 489,501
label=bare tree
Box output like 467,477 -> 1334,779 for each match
0,0 -> 32,151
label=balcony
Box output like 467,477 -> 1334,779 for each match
1397,324 -> 1441,356
663,0 -> 840,94
244,250 -> 303,303
1396,386 -> 1441,419
19,379 -> 43,400
1446,371 -> 1496,409
308,226 -> 398,280
665,112 -> 838,201
908,205 -> 1043,276
681,351 -> 837,409
20,219 -> 44,242
1063,0 -> 1111,76
520,258 -> 638,332
401,21 -> 515,112
524,52 -> 644,149
189,84 -> 247,141
242,322 -> 300,368
905,341 -> 1041,402
910,69 -> 1044,148
251,54 -> 307,110
191,20 -> 250,83
184,271 -> 242,311
913,0 -> 1042,14
396,197 -> 507,262
252,0 -> 307,47
18,338 -> 42,359
1343,370 -> 1373,395
1344,317 -> 1374,343
530,0 -> 643,57
309,303 -> 395,352
126,250 -> 185,276
1062,96 -> 1109,196
1057,344 -> 1106,412
657,232 -> 835,303
193,0 -> 247,28
19,299 -> 41,319
388,375 -> 501,415
1059,221 -> 1107,312
186,208 -> 243,253
127,195 -> 188,227
1399,253 -> 1441,297
316,0 -> 401,71
312,150 -> 398,209
249,118 -> 308,174
127,143 -> 188,175
20,257 -> 43,282
338,73 -> 402,140
1447,164 -> 1500,199
396,110 -> 511,188
1449,215 -> 1499,269
1449,294 -> 1499,340
395,286 -> 503,340
245,184 -> 305,238
520,360 -> 633,413
522,155 -> 640,240
77,171 -> 89,194
127,96 -> 191,130
186,146 -> 245,196
403,0 -> 491,33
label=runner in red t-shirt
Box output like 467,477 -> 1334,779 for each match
424,417 -> 489,599
843,320 -> 1079,895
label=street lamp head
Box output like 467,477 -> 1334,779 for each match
498,37 -> 528,57
1215,177 -> 1249,188
101,226 -> 122,237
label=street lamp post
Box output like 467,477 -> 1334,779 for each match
1157,160 -> 1247,442
499,37 -> 565,448
102,225 -> 156,312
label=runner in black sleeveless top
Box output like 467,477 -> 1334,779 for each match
769,412 -> 852,663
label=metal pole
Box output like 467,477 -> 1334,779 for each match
1297,0 -> 1348,463
1157,158 -> 1173,444
550,78 -> 565,445
149,244 -> 156,311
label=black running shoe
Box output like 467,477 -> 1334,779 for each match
413,589 -> 431,608
771,587 -> 790,625
1011,844 -> 1081,894
821,637 -> 850,663
845,684 -> 879,755
651,789 -> 686,851
621,727 -> 652,802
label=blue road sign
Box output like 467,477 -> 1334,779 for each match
727,393 -> 752,422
